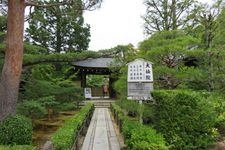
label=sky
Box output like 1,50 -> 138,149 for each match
83,0 -> 212,51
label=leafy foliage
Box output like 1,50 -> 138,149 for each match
23,51 -> 100,66
138,30 -> 200,89
0,115 -> 32,145
86,75 -> 105,87
114,67 -> 127,97
152,90 -> 217,149
143,0 -> 199,35
111,103 -> 168,150
0,15 -> 7,32
51,103 -> 94,150
17,101 -> 46,119
206,93 -> 225,136
214,8 -> 225,47
116,99 -> 139,117
24,43 -> 48,55
185,49 -> 225,91
39,96 -> 59,110
26,1 -> 90,52
21,64 -> 83,102
0,145 -> 36,150
116,99 -> 154,124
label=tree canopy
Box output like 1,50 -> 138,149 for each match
26,1 -> 91,52
0,0 -> 103,121
143,0 -> 199,35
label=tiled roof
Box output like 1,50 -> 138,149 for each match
72,57 -> 114,68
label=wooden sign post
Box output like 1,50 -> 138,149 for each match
127,59 -> 154,124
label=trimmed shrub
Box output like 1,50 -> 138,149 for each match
129,125 -> 168,150
51,103 -> 94,150
216,112 -> 225,136
207,93 -> 225,136
0,115 -> 32,145
152,90 -> 217,150
111,103 -> 168,150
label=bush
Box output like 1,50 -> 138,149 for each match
114,67 -> 128,97
111,103 -> 168,150
207,93 -> 225,136
55,102 -> 76,111
152,90 -> 217,150
129,125 -> 168,150
51,103 -> 94,150
17,100 -> 46,119
216,112 -> 225,136
116,99 -> 139,117
0,145 -> 36,150
143,104 -> 154,124
122,118 -> 168,150
0,115 -> 32,145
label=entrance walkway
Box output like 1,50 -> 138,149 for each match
81,108 -> 120,150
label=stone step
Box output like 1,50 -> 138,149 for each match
82,100 -> 114,108
94,105 -> 111,108
94,102 -> 111,105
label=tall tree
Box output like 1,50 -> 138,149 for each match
214,6 -> 225,48
184,0 -> 224,49
190,0 -> 224,91
143,0 -> 198,35
0,0 -> 25,121
139,30 -> 199,89
26,1 -> 90,53
0,0 -> 102,121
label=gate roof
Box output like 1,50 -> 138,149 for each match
72,57 -> 114,75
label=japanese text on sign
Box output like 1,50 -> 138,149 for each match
128,59 -> 153,82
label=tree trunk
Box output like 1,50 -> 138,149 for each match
171,0 -> 177,30
0,0 -> 25,121
163,0 -> 169,30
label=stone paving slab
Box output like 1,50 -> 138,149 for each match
81,108 -> 120,150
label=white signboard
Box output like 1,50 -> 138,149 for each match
128,82 -> 153,100
127,59 -> 153,82
84,88 -> 92,99
127,59 -> 154,100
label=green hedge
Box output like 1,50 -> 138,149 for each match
152,90 -> 217,150
111,103 -> 168,150
0,115 -> 32,145
0,145 -> 36,150
51,103 -> 94,150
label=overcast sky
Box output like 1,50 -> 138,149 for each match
84,0 -> 212,51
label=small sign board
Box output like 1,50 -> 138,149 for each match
128,82 -> 153,100
127,59 -> 153,82
127,59 -> 153,100
84,88 -> 92,99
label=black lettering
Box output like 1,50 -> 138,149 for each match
146,75 -> 151,80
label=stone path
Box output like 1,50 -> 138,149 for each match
81,108 -> 120,150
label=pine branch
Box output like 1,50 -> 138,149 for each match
25,0 -> 73,7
